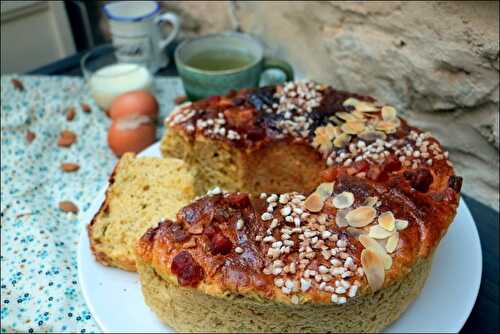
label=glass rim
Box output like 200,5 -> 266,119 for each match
80,44 -> 147,79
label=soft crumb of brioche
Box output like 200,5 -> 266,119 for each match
87,153 -> 195,271
136,254 -> 433,333
160,130 -> 324,195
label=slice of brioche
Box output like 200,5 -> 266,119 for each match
87,153 -> 195,272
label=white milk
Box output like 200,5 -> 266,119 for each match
89,63 -> 153,110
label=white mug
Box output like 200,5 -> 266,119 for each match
103,1 -> 180,73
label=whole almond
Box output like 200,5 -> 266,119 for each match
58,201 -> 78,213
66,107 -> 76,121
81,103 -> 91,113
61,163 -> 80,172
26,130 -> 36,143
58,130 -> 76,147
12,79 -> 24,91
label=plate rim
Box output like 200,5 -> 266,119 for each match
77,142 -> 482,333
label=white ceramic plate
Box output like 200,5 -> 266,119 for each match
78,142 -> 482,333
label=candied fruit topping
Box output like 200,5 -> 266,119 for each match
404,168 -> 434,193
227,193 -> 251,208
204,225 -> 233,255
171,251 -> 205,287
209,232 -> 233,255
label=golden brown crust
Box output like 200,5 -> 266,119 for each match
87,154 -> 137,271
137,178 -> 459,305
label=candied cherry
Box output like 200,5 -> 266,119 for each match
171,251 -> 204,287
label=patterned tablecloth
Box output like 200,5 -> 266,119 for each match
0,75 -> 184,333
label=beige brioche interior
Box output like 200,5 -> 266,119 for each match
161,130 -> 324,195
87,153 -> 196,271
137,254 -> 433,333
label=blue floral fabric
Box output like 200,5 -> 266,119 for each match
0,75 -> 183,333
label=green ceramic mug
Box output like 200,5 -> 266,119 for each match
175,32 -> 294,100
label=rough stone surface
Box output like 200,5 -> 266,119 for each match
163,1 -> 499,209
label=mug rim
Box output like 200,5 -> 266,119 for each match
103,1 -> 160,22
175,31 -> 263,75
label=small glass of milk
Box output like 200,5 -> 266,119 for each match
81,44 -> 154,110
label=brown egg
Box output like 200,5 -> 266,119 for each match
109,90 -> 159,121
108,119 -> 156,157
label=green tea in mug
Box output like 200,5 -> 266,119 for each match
185,49 -> 256,71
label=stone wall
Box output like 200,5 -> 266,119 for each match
161,1 -> 499,209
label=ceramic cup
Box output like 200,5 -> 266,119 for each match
103,1 -> 180,73
175,32 -> 294,100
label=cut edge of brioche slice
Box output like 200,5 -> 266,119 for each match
87,153 -> 196,272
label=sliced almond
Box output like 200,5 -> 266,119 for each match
316,182 -> 334,198
332,126 -> 343,137
358,234 -> 387,257
329,115 -> 343,126
341,121 -> 365,135
369,225 -> 393,239
385,232 -> 399,253
383,254 -> 393,270
363,196 -> 378,207
359,234 -> 384,253
313,125 -> 337,155
361,249 -> 385,291
336,112 -> 358,122
359,234 -> 393,270
304,192 -> 324,212
336,209 -> 350,227
58,201 -> 78,213
395,219 -> 409,230
355,101 -> 379,113
352,110 -> 366,120
390,117 -> 401,127
312,136 -> 332,155
343,97 -> 360,107
376,121 -> 397,133
332,191 -> 354,209
378,212 -> 395,231
358,130 -> 386,142
345,206 -> 376,227
381,106 -> 397,121
333,133 -> 351,148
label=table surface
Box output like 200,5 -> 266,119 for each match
12,49 -> 500,333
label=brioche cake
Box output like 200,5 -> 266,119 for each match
136,177 -> 460,332
140,80 -> 463,332
87,153 -> 196,271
